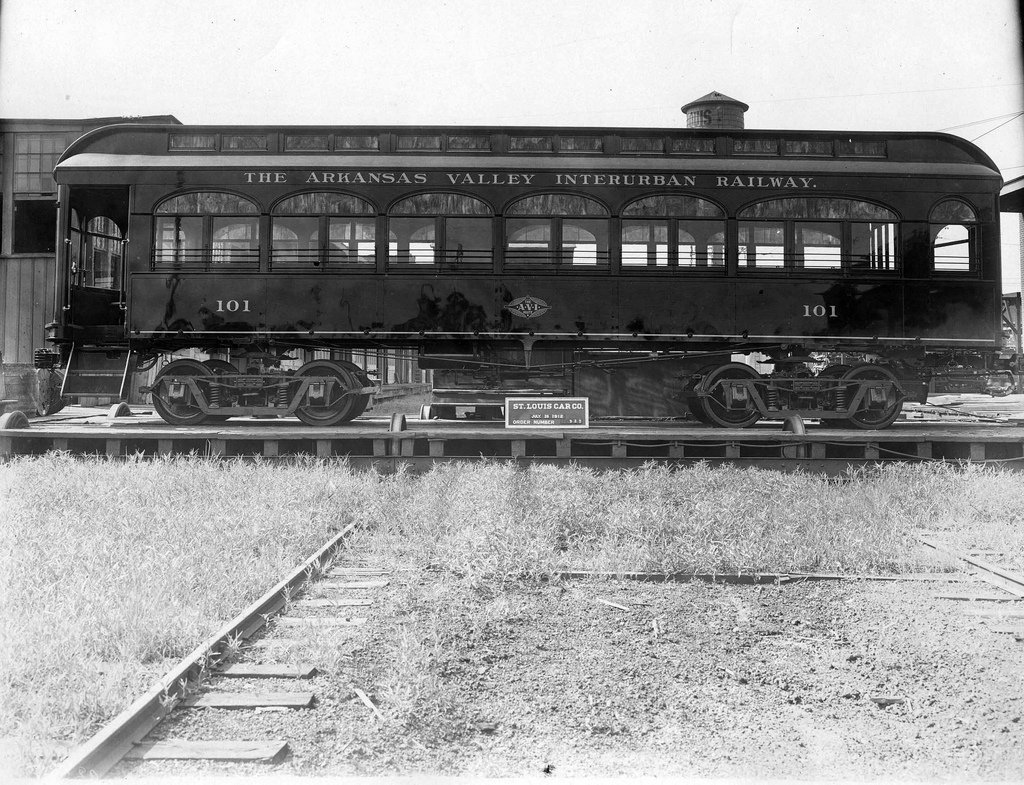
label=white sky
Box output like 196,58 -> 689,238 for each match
1,0 -> 1022,286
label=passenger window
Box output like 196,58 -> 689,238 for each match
505,194 -> 609,271
851,222 -> 897,272
506,219 -> 553,267
154,215 -> 203,265
738,223 -> 785,268
796,222 -> 842,269
212,218 -> 259,264
388,193 -> 492,271
80,217 -> 124,288
678,221 -> 725,267
621,196 -> 724,270
389,217 -> 436,264
932,224 -> 972,271
737,197 -> 898,273
622,221 -> 669,266
271,192 -> 376,270
930,199 -> 977,273
153,191 -> 260,270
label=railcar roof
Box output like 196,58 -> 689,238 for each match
55,123 -> 1001,175
54,153 -> 1000,183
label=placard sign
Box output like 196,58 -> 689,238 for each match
505,397 -> 589,429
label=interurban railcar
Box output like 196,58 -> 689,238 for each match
42,123 -> 1006,427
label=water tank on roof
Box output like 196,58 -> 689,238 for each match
681,92 -> 749,129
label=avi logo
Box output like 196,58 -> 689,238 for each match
505,295 -> 550,319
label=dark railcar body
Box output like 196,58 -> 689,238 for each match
46,124 -> 1006,426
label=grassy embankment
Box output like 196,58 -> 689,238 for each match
2,455 -> 1022,775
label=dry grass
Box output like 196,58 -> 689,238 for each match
350,461 -> 1024,582
0,454 -> 378,776
2,455 -> 1022,775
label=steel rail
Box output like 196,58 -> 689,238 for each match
916,534 -> 1024,598
48,522 -> 360,780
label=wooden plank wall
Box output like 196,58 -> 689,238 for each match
1,255 -> 54,364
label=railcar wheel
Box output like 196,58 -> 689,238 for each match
697,363 -> 762,428
686,394 -> 713,424
329,359 -> 372,419
293,360 -> 362,426
202,359 -> 239,421
841,364 -> 903,430
151,359 -> 213,426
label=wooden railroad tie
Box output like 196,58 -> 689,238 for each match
964,608 -> 1024,619
294,597 -> 374,608
124,740 -> 290,763
180,692 -> 315,709
217,663 -> 318,679
318,580 -> 390,589
932,592 -> 1022,602
276,616 -> 367,627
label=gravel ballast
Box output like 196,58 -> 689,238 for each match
111,573 -> 1024,781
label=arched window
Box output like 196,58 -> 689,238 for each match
388,193 -> 492,271
930,199 -> 977,273
737,197 -> 898,272
621,195 -> 725,269
505,194 -> 609,271
271,193 -> 376,270
153,191 -> 260,269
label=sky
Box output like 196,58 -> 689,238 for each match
1,0 -> 1022,285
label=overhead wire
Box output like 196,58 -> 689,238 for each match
971,112 -> 1024,141
940,111 -> 1024,131
748,82 -> 1024,105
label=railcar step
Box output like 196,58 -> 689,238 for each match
60,346 -> 134,399
124,740 -> 289,762
180,691 -> 315,709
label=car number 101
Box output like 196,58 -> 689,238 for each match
215,299 -> 251,313
803,305 -> 838,317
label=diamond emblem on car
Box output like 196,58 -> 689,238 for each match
506,295 -> 550,319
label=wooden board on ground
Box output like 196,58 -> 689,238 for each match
277,616 -> 367,627
965,608 -> 1024,618
124,740 -> 289,762
217,663 -> 318,679
295,598 -> 373,607
249,638 -> 299,648
181,691 -> 315,709
988,625 -> 1024,636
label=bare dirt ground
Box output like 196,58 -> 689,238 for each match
113,573 -> 1024,782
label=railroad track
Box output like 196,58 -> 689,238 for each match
46,530 -> 1023,779
918,534 -> 1024,641
51,525 -> 390,778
